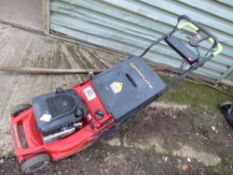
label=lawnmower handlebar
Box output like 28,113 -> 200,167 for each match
177,15 -> 222,56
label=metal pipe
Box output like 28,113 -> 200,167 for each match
43,127 -> 76,143
0,66 -> 104,74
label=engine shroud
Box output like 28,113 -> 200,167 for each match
32,89 -> 87,138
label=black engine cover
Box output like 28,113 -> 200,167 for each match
32,89 -> 87,135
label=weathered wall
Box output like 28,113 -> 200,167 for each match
44,0 -> 233,82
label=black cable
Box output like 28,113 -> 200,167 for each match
140,19 -> 180,57
140,34 -> 167,57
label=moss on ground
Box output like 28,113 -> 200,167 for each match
160,76 -> 233,114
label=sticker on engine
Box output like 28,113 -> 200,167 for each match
84,86 -> 96,101
110,81 -> 123,94
40,114 -> 52,122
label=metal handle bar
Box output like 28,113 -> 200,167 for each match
177,15 -> 222,56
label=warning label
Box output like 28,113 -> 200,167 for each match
40,113 -> 52,122
110,81 -> 123,94
84,86 -> 96,101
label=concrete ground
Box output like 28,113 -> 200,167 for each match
0,0 -> 42,31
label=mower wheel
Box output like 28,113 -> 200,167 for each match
21,153 -> 50,174
218,101 -> 232,109
10,104 -> 32,117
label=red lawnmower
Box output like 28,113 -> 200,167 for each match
10,15 -> 222,173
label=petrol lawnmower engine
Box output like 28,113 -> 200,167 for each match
32,56 -> 165,143
32,89 -> 87,143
